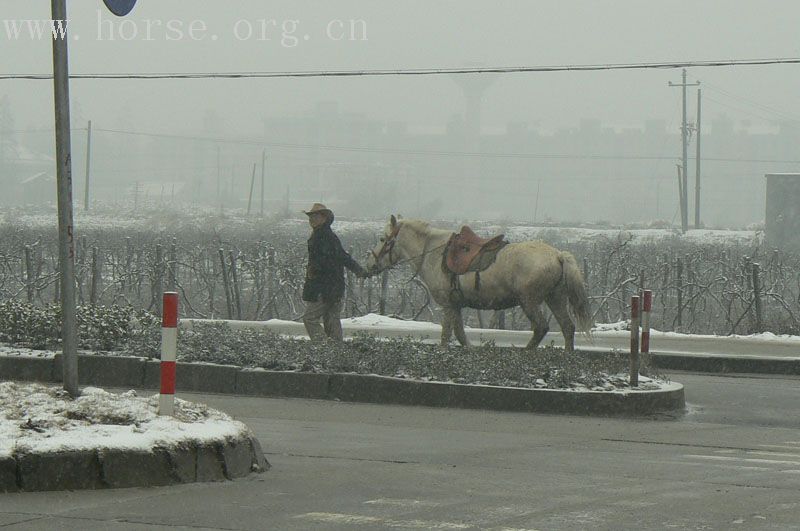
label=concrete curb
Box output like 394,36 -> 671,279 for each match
652,352 -> 800,375
3,434 -> 268,493
1,353 -> 684,417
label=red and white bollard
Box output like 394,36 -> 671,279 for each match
641,290 -> 652,354
159,292 -> 178,416
629,295 -> 640,387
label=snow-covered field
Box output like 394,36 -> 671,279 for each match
0,382 -> 250,458
2,209 -> 762,247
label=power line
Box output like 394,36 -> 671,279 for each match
92,126 -> 800,164
702,81 -> 800,122
2,57 -> 800,80
704,95 -> 781,124
0,127 -> 87,134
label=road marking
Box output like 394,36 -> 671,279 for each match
294,512 -> 472,529
759,444 -> 800,451
686,454 -> 800,466
364,498 -> 440,507
745,450 -> 800,458
294,512 -> 541,531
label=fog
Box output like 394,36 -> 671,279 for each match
2,0 -> 799,227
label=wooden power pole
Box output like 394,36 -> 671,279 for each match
84,120 -> 92,211
247,162 -> 256,215
260,149 -> 266,217
695,88 -> 702,228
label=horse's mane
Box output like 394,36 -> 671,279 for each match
398,218 -> 431,235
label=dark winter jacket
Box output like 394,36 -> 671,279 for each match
302,219 -> 364,302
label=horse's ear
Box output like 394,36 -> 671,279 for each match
390,214 -> 397,227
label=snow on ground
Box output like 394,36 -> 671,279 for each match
347,314 -> 800,344
2,209 -> 761,248
0,345 -> 55,358
0,382 -> 249,457
494,225 -> 761,246
590,320 -> 800,343
343,313 -> 440,330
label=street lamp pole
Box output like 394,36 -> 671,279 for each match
50,0 -> 79,396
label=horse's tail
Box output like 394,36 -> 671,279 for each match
560,251 -> 593,337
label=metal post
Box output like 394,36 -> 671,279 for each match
629,295 -> 640,387
51,0 -> 79,397
159,292 -> 178,416
641,290 -> 652,354
695,88 -> 702,228
84,120 -> 92,211
752,263 -> 763,333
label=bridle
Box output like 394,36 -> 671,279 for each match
370,224 -> 447,278
371,224 -> 401,268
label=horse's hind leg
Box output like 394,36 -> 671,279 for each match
451,308 -> 470,347
521,300 -> 549,350
546,292 -> 575,352
443,307 -> 470,347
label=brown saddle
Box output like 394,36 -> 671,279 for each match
444,226 -> 508,276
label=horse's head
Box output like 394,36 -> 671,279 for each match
366,214 -> 402,274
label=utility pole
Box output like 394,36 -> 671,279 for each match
84,120 -> 92,211
260,149 -> 266,217
216,146 -> 221,212
51,0 -> 79,397
695,88 -> 702,228
669,69 -> 700,233
246,162 -> 256,215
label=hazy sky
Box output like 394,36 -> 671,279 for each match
2,0 -> 800,136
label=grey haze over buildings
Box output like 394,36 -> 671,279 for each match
1,0 -> 799,226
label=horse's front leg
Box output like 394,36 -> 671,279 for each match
440,307 -> 454,347
451,308 -> 470,347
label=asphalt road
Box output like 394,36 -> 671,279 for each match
2,372 -> 800,530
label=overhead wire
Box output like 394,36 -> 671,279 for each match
2,57 -> 800,80
90,126 -> 800,164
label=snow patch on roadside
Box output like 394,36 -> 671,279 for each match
0,346 -> 56,358
0,382 -> 249,456
344,313 -> 441,331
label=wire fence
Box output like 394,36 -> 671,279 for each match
1,220 -> 797,336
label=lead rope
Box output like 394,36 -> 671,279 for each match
374,240 -> 447,282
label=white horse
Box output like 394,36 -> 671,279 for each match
365,216 -> 592,351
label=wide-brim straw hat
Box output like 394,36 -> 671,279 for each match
303,203 -> 333,218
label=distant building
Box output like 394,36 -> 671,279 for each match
19,172 -> 56,205
0,139 -> 54,205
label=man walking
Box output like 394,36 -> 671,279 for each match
302,203 -> 368,341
